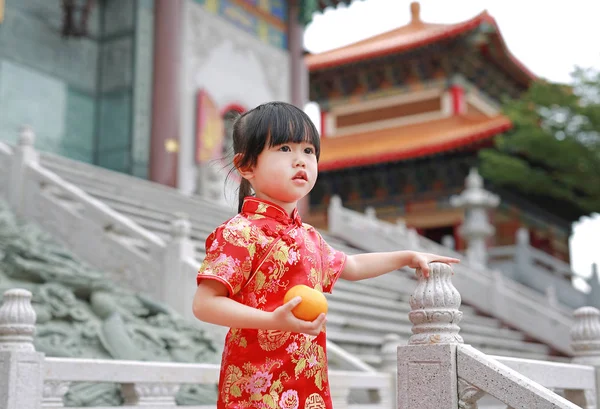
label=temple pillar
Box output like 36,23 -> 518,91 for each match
149,0 -> 183,187
288,0 -> 308,108
288,0 -> 310,216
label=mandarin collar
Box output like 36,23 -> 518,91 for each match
241,197 -> 302,227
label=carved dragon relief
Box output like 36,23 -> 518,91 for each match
0,200 -> 220,406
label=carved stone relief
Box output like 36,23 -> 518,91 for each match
0,199 -> 220,406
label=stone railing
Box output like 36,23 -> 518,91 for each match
0,140 -> 11,197
488,228 -> 600,310
0,128 -> 199,320
0,288 -> 392,409
3,263 -> 600,408
328,197 -> 577,355
393,262 -> 600,409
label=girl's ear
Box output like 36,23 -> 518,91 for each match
234,153 -> 254,180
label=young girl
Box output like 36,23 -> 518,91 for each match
193,101 -> 459,409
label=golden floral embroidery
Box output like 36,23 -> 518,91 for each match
288,334 -> 327,390
229,328 -> 248,348
221,358 -> 288,408
258,329 -> 291,351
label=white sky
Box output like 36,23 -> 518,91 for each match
302,0 -> 600,280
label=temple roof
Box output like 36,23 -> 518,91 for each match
318,113 -> 512,171
305,2 -> 535,85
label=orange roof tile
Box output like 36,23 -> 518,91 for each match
305,2 -> 535,84
318,114 -> 512,171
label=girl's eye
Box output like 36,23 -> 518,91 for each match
278,146 -> 291,152
304,147 -> 315,154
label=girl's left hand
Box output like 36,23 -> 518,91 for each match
408,252 -> 460,278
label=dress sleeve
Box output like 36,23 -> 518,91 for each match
196,224 -> 255,297
319,234 -> 347,294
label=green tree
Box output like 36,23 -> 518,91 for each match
479,67 -> 600,221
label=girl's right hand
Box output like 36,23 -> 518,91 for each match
271,296 -> 326,336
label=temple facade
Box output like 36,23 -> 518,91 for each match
0,0 -> 342,203
305,2 -> 572,263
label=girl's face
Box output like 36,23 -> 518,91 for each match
241,141 -> 318,215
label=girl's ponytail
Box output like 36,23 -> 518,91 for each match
238,178 -> 253,213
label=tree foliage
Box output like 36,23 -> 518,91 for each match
479,67 -> 600,220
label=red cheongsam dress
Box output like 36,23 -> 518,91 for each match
197,197 -> 347,409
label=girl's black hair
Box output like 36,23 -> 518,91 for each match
227,101 -> 320,213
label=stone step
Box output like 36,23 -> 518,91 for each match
333,278 -> 411,302
41,159 -> 234,220
326,288 -> 500,328
326,320 -> 542,354
68,181 -> 227,229
353,346 -> 557,367
326,307 -> 524,342
327,328 -> 549,356
326,299 -> 500,330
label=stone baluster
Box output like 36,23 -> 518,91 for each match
406,228 -> 420,251
568,306 -> 600,408
365,206 -> 377,220
513,227 -> 531,283
43,381 -> 71,407
442,234 -> 455,250
8,126 -> 39,216
329,383 -> 351,409
545,285 -> 558,309
121,382 -> 180,406
397,262 -> 479,409
162,213 -> 196,320
381,333 -> 402,408
327,195 -> 343,233
450,168 -> 499,269
587,263 -> 600,309
0,288 -> 45,409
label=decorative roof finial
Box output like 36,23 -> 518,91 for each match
410,2 -> 421,24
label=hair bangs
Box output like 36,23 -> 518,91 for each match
265,103 -> 321,160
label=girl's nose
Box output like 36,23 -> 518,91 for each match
294,157 -> 306,167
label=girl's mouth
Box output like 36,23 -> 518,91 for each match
293,171 -> 308,182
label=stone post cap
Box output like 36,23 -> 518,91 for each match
18,126 -> 35,146
170,213 -> 191,238
450,168 -> 500,209
0,288 -> 37,351
329,195 -> 342,209
408,262 -> 463,345
571,306 -> 600,356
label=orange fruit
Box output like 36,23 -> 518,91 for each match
284,285 -> 328,321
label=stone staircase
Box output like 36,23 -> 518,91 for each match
37,152 -> 560,365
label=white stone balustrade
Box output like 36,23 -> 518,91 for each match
488,228 -> 598,310
0,288 -> 390,408
396,262 -> 597,409
328,192 -> 576,355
